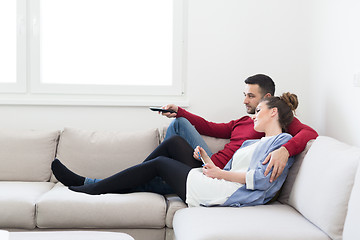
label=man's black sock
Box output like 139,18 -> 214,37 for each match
51,159 -> 85,187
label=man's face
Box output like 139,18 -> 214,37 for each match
243,84 -> 264,114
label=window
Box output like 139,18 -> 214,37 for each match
0,0 -> 26,93
0,0 -> 187,105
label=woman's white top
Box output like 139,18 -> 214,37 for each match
186,137 -> 271,207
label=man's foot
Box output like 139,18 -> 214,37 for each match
51,159 -> 85,186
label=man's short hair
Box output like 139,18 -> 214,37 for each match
244,74 -> 275,96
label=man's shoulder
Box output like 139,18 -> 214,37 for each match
234,115 -> 253,123
288,116 -> 301,126
226,115 -> 254,129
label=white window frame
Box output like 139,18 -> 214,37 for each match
0,0 -> 188,106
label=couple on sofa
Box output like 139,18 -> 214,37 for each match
52,74 -> 318,207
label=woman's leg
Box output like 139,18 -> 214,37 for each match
132,135 -> 201,195
51,159 -> 85,186
51,135 -> 200,190
70,156 -> 191,202
143,135 -> 202,168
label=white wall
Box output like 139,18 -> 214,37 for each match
306,0 -> 360,146
0,0 -> 359,147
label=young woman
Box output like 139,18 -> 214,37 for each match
52,92 -> 298,207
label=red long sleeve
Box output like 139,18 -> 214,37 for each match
283,117 -> 319,157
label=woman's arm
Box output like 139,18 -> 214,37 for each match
203,164 -> 246,184
248,134 -> 294,190
195,146 -> 246,184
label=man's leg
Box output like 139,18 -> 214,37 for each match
165,117 -> 213,157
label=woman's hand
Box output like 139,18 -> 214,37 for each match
202,163 -> 222,179
193,146 -> 224,179
193,146 -> 212,164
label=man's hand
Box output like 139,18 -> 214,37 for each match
160,104 -> 178,118
262,146 -> 290,183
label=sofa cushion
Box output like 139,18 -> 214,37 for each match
165,195 -> 187,228
36,183 -> 167,229
52,128 -> 160,181
343,164 -> 360,240
278,140 -> 314,204
202,135 -> 230,155
0,129 -> 60,182
0,182 -> 55,229
9,231 -> 134,240
173,204 -> 330,240
288,136 -> 360,240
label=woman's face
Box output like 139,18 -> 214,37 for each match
252,101 -> 272,132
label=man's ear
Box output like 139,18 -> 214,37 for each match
263,93 -> 272,98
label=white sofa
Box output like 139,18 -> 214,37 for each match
173,136 -> 360,240
0,127 -> 359,240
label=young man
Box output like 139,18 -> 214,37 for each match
160,74 -> 318,182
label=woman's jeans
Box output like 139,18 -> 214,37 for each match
85,117 -> 213,195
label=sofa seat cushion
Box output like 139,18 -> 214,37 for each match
0,182 -> 55,229
173,204 -> 330,240
9,231 -> 134,240
36,183 -> 167,229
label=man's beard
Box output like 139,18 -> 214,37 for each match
246,106 -> 256,114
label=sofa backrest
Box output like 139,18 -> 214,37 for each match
286,136 -> 360,240
51,128 -> 160,182
201,135 -> 230,154
278,140 -> 314,204
0,129 -> 60,182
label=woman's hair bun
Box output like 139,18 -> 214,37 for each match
280,92 -> 298,111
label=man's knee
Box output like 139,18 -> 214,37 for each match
165,117 -> 199,143
175,117 -> 191,125
170,117 -> 191,130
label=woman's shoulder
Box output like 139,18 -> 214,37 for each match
276,132 -> 292,140
266,133 -> 292,146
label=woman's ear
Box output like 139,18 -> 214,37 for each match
271,107 -> 278,117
